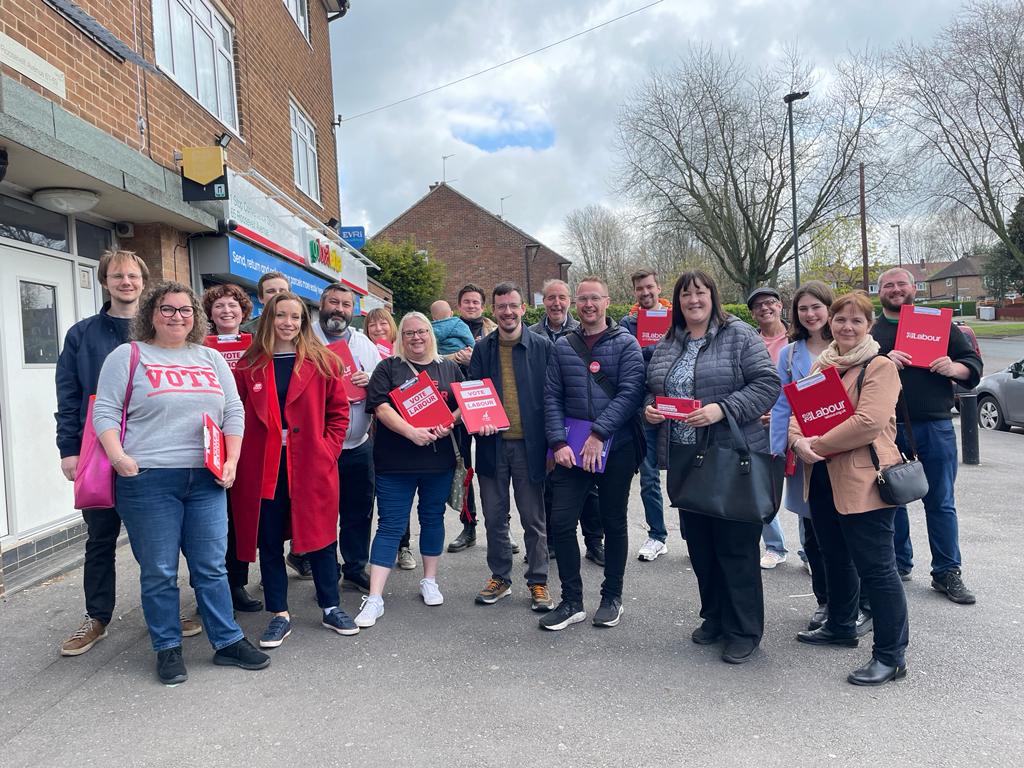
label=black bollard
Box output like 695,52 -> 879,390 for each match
959,391 -> 980,465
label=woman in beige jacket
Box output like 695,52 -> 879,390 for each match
788,291 -> 909,686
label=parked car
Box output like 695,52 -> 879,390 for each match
952,320 -> 982,412
976,359 -> 1024,431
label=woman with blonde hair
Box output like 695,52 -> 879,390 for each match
365,306 -> 398,358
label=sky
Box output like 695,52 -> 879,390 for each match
329,0 -> 967,256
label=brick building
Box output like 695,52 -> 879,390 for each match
372,182 -> 571,306
926,254 -> 991,301
0,0 -> 380,591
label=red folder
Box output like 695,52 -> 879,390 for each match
451,379 -> 510,434
637,308 -> 671,347
204,334 -> 252,370
784,366 -> 855,438
894,305 -> 953,368
327,340 -> 366,403
654,396 -> 701,420
375,339 -> 393,359
203,413 -> 225,480
388,370 -> 455,429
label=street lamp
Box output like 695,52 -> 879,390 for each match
784,90 -> 810,287
890,223 -> 902,267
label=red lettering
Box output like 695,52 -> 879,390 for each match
145,368 -> 163,388
185,370 -> 204,387
203,370 -> 219,387
165,370 -> 183,387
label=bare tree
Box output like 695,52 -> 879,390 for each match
562,204 -> 637,301
616,45 -> 898,295
892,0 -> 1024,265
898,206 -> 997,264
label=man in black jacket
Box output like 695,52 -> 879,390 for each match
55,250 -> 148,655
468,283 -> 555,612
871,268 -> 983,604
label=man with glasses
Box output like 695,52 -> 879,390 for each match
55,250 -> 152,655
529,279 -> 605,566
469,282 -> 555,612
540,276 -> 645,631
746,286 -> 790,570
871,268 -> 982,604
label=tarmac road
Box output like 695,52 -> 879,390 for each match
1,422 -> 1022,768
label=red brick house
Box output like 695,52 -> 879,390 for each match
926,254 -> 991,300
371,182 -> 571,306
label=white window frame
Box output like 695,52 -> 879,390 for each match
946,278 -> 954,287
152,0 -> 239,132
283,0 -> 309,39
289,100 -> 320,202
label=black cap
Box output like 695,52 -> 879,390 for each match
746,286 -> 781,309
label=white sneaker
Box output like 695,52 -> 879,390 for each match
354,595 -> 384,628
419,578 -> 444,606
637,537 -> 668,562
760,551 -> 787,569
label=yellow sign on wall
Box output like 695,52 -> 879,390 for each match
182,146 -> 226,185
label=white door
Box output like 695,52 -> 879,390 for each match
0,246 -> 78,538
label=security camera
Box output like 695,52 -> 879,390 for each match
114,221 -> 135,238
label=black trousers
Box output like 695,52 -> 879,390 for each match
680,509 -> 764,646
338,440 -> 374,579
801,516 -> 827,606
225,498 -> 250,588
548,445 -> 635,605
808,463 -> 909,667
544,478 -> 603,549
82,507 -> 122,625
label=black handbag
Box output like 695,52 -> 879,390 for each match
670,406 -> 784,524
855,361 -> 929,506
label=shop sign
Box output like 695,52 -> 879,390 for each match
227,236 -> 329,304
1,32 -> 66,99
227,171 -> 305,260
308,235 -> 344,279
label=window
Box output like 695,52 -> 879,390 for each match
283,0 -> 308,38
868,284 -> 879,295
290,100 -> 320,201
20,282 -> 60,365
946,278 -> 954,287
75,220 -> 112,261
916,282 -> 926,290
152,0 -> 238,130
0,194 -> 69,252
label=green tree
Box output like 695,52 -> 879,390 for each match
983,197 -> 1024,299
362,238 -> 446,317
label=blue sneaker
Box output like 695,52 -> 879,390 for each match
322,608 -> 359,636
259,616 -> 292,648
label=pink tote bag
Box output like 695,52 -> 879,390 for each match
74,343 -> 140,510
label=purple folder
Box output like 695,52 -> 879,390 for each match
548,417 -> 614,473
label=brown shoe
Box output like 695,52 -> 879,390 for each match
181,615 -> 203,637
61,616 -> 108,656
530,584 -> 555,612
475,577 -> 511,605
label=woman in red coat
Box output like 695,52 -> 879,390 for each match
231,292 -> 353,647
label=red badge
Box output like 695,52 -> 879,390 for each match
253,382 -> 263,393
589,361 -> 601,373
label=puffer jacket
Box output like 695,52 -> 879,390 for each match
645,316 -> 781,468
544,319 -> 645,448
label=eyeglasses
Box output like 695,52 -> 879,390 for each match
402,329 -> 430,338
493,303 -> 522,312
158,305 -> 195,318
574,294 -> 608,304
751,299 -> 780,310
109,273 -> 143,282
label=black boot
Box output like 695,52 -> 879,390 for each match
231,586 -> 263,612
447,526 -> 477,553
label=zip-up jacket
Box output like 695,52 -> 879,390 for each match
544,319 -> 645,449
645,316 -> 780,468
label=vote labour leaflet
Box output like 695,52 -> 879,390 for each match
375,339 -> 393,359
637,308 -> 671,347
203,413 -> 226,480
388,370 -> 455,430
654,396 -> 701,420
451,379 -> 510,434
784,366 -> 855,439
894,305 -> 953,368
204,334 -> 252,370
327,340 -> 366,403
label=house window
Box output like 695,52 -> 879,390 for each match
289,100 -> 320,202
946,278 -> 954,287
283,0 -> 308,38
152,0 -> 238,130
916,282 -> 926,290
868,284 -> 879,295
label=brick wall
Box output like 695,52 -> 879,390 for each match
374,184 -> 568,306
1,0 -> 339,219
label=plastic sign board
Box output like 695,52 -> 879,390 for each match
388,370 -> 455,429
340,226 -> 365,249
451,379 -> 510,434
374,339 -> 393,359
637,308 -> 671,347
784,366 -> 855,438
203,413 -> 225,480
894,305 -> 953,368
327,340 -> 367,403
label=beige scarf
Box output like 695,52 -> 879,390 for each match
811,335 -> 880,374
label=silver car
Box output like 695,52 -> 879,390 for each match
976,358 -> 1024,431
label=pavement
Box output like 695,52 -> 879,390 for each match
977,336 -> 1024,374
2,419 -> 1023,768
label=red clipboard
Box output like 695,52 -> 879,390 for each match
783,366 -> 855,438
374,339 -> 393,359
327,340 -> 366,403
654,396 -> 701,420
894,305 -> 953,368
637,308 -> 671,347
388,370 -> 455,429
451,379 -> 510,434
203,413 -> 226,480
204,334 -> 252,370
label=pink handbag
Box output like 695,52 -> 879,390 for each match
74,342 -> 140,510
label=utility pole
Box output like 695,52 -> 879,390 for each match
859,163 -> 869,291
890,223 -> 902,267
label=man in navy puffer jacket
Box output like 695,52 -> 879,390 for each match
540,276 -> 645,632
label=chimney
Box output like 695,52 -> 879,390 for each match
919,258 -> 925,268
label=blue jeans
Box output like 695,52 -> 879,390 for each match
641,425 -> 666,542
371,470 -> 454,568
116,468 -> 244,652
893,420 -> 962,577
762,515 -> 787,556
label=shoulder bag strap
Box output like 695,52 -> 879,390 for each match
565,332 -> 617,400
855,356 -> 918,471
120,342 -> 141,441
786,342 -> 796,381
406,359 -> 464,463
